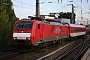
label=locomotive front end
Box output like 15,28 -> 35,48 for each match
12,20 -> 32,46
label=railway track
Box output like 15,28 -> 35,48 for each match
0,48 -> 24,60
9,42 -> 69,60
37,37 -> 81,60
0,35 -> 88,60
55,36 -> 90,60
0,41 -> 69,60
0,46 -> 36,60
36,35 -> 90,60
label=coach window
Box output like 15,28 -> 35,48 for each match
38,24 -> 40,29
76,28 -> 78,31
72,28 -> 74,32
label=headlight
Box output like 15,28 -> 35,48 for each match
14,37 -> 17,39
26,37 -> 30,40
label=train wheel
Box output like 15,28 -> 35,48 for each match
30,45 -> 35,51
57,39 -> 62,44
39,43 -> 44,48
53,40 -> 56,44
16,41 -> 25,49
48,41 -> 53,46
60,39 -> 62,43
44,42 -> 48,47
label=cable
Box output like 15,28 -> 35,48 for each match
13,5 -> 34,10
67,0 -> 87,13
21,0 -> 23,7
74,1 -> 89,14
66,0 -> 90,25
12,0 -> 90,21
12,0 -> 57,14
67,0 -> 90,16
13,0 -> 35,7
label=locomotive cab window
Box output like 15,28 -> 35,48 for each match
38,24 -> 40,29
24,23 -> 32,29
16,23 -> 32,29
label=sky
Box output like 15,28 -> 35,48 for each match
11,0 -> 90,25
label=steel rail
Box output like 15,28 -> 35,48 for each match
55,39 -> 89,60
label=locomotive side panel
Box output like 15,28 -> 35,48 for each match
61,25 -> 69,38
33,23 -> 44,45
38,24 -> 69,42
33,22 -> 70,46
43,24 -> 56,41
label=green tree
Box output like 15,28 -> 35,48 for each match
58,12 -> 76,24
0,0 -> 16,48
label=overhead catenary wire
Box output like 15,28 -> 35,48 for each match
60,0 -> 89,17
13,5 -> 34,9
12,0 -> 89,22
12,0 -> 90,15
12,0 -> 34,7
67,1 -> 89,17
67,0 -> 88,14
12,0 -> 57,14
66,0 -> 90,24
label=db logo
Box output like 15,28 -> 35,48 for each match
54,28 -> 61,33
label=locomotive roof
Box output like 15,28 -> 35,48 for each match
16,17 -> 60,23
15,19 -> 33,23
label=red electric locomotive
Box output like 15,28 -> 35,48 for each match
12,17 -> 86,46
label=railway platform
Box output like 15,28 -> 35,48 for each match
81,47 -> 90,60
